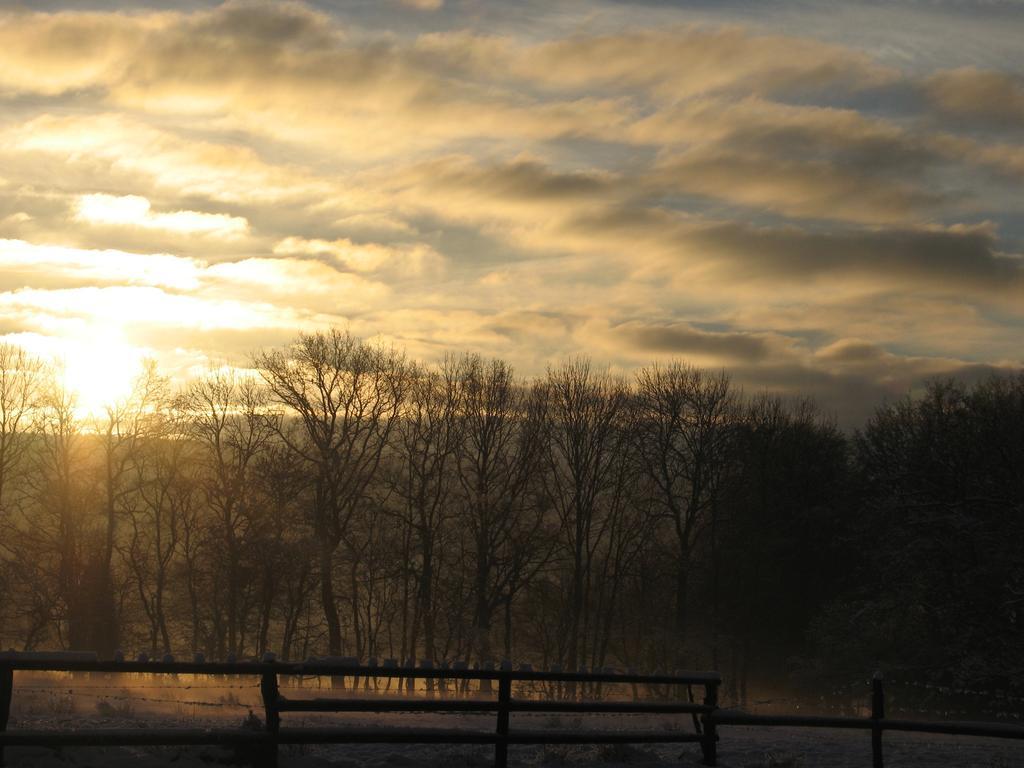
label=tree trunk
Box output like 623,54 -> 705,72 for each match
675,557 -> 688,668
503,597 -> 513,659
473,598 -> 492,663
420,544 -> 435,663
319,535 -> 342,655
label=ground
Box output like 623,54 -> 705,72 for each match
5,721 -> 1021,767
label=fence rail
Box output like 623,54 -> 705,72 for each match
0,656 -> 718,768
713,673 -> 1024,768
3,659 -> 1024,767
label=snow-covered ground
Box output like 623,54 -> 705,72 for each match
5,727 -> 1022,768
4,674 -> 1021,767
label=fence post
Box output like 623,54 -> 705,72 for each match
700,679 -> 718,766
495,672 -> 511,768
871,671 -> 885,768
0,662 -> 12,768
260,661 -> 281,768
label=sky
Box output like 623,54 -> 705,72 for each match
0,0 -> 1022,424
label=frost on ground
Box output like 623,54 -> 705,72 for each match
4,720 -> 1023,768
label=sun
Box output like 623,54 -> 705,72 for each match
60,329 -> 146,415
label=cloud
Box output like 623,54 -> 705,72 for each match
1,113 -> 332,205
378,156 -> 630,243
633,97 -> 946,223
510,25 -> 897,100
0,238 -> 202,290
204,257 -> 390,309
373,151 -> 1022,305
75,193 -> 249,238
684,221 -> 1024,296
417,157 -> 615,202
610,320 -> 772,361
0,285 -> 295,335
0,6 -> 899,159
0,8 -> 164,95
345,306 -> 585,373
926,67 -> 1024,127
0,6 -> 895,108
654,149 -> 939,224
272,236 -> 445,276
0,239 -> 389,337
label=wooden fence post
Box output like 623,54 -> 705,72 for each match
701,680 -> 718,766
260,663 -> 281,768
495,673 -> 511,768
0,662 -> 12,768
871,671 -> 885,768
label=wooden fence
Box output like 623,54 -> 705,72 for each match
2,658 -> 1024,767
0,656 -> 718,768
714,672 -> 1024,768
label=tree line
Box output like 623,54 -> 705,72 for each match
0,331 -> 1021,700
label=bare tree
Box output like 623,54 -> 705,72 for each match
633,363 -> 735,664
86,360 -> 170,657
0,345 -> 45,642
178,369 -> 277,658
122,418 -> 194,656
0,344 -> 44,518
255,330 -> 411,656
23,382 -> 88,650
543,359 -> 628,673
250,444 -> 313,659
586,447 -> 646,671
391,359 -> 464,663
455,355 -> 549,663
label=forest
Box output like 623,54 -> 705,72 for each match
0,329 -> 1021,704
